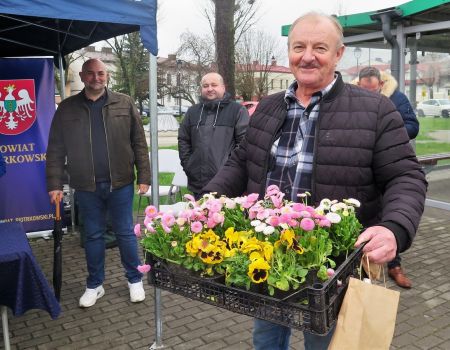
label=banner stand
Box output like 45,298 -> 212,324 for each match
26,228 -> 68,240
0,57 -> 56,233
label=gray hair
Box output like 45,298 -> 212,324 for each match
358,66 -> 381,81
287,12 -> 344,49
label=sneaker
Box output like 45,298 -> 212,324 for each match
79,285 -> 105,308
128,281 -> 145,302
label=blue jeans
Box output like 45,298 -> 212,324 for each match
253,319 -> 334,350
76,182 -> 142,288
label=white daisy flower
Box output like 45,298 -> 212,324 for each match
344,198 -> 361,207
263,225 -> 275,235
326,212 -> 341,224
251,220 -> 261,227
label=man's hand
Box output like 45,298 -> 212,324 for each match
137,184 -> 149,195
48,190 -> 63,204
355,226 -> 397,264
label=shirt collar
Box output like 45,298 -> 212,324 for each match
83,88 -> 107,103
284,74 -> 338,105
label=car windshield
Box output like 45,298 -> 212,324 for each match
437,99 -> 450,105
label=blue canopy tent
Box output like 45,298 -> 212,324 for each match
0,1 -> 164,348
0,0 -> 157,58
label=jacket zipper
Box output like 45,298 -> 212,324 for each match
260,110 -> 285,197
102,104 -> 113,192
311,102 -> 322,205
88,109 -> 96,185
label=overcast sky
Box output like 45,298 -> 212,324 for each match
156,0 -> 410,62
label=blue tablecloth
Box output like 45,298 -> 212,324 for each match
0,222 -> 60,319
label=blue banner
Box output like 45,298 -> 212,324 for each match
0,57 -> 56,232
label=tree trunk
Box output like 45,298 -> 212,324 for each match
215,0 -> 236,99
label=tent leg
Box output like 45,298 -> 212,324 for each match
149,287 -> 165,349
57,53 -> 76,231
148,53 -> 165,349
1,306 -> 11,350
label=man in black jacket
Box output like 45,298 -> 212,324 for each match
203,12 -> 427,350
178,72 -> 249,199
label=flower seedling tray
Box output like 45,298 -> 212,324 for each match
147,244 -> 363,335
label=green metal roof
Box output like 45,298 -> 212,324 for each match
281,0 -> 450,36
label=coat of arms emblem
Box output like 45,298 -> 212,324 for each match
0,79 -> 36,135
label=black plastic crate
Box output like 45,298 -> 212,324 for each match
147,244 -> 363,335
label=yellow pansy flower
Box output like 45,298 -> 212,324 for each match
248,258 -> 270,283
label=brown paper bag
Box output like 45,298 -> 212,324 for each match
328,277 -> 400,350
361,253 -> 383,280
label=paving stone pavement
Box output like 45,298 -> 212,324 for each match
1,205 -> 450,350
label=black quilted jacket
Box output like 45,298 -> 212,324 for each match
203,73 -> 427,253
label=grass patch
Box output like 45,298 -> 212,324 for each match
415,142 -> 450,156
159,145 -> 178,151
416,117 -> 450,138
133,145 -> 189,215
415,117 -> 450,155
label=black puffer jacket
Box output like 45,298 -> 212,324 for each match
203,73 -> 427,253
178,93 -> 249,194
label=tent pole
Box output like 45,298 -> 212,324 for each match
148,53 -> 165,350
58,53 -> 75,231
58,53 -> 66,100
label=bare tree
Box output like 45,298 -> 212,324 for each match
204,0 -> 259,46
107,32 -> 149,112
235,30 -> 284,100
215,0 -> 236,98
233,0 -> 258,45
157,59 -> 198,107
177,31 -> 215,87
417,53 -> 445,99
54,52 -> 86,97
203,0 -> 259,98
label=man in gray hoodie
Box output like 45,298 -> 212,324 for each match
178,72 -> 249,199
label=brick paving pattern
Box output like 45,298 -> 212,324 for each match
1,206 -> 449,349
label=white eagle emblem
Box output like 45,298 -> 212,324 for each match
0,80 -> 36,135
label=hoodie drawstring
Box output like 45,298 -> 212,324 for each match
212,101 -> 221,128
196,104 -> 205,129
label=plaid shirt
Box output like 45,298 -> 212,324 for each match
266,78 -> 336,201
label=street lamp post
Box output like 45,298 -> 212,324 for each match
176,59 -> 183,116
353,47 -> 362,76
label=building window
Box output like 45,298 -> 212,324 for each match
271,79 -> 274,89
167,74 -> 171,85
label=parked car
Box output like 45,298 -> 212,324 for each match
416,99 -> 450,118
241,101 -> 259,116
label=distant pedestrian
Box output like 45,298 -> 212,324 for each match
358,66 -> 419,139
46,58 -> 151,307
178,72 -> 249,199
357,66 -> 419,288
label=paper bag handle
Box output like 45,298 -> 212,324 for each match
360,254 -> 387,286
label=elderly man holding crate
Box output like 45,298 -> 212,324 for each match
203,12 -> 427,350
